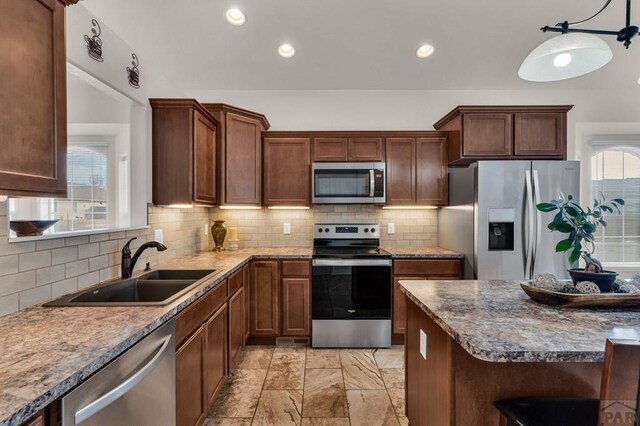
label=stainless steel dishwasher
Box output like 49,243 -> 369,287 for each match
61,320 -> 176,425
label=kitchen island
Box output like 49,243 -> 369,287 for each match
399,279 -> 640,426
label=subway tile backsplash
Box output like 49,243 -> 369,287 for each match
210,205 -> 438,249
0,203 -> 210,316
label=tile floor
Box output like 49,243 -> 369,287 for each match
206,345 -> 407,426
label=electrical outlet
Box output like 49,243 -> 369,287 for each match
204,224 -> 209,235
283,223 -> 291,235
154,229 -> 164,244
387,223 -> 395,235
420,329 -> 427,360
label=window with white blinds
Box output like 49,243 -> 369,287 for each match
591,148 -> 640,264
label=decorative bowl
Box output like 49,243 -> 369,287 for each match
9,220 -> 59,237
521,281 -> 640,308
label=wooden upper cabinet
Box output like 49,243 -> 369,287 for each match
0,0 -> 67,197
263,137 -> 311,206
313,137 -> 348,162
313,137 -> 383,162
151,99 -> 218,206
204,104 -> 270,207
462,113 -> 513,157
386,138 -> 416,206
514,112 -> 565,157
416,137 -> 448,206
434,106 -> 572,165
348,137 -> 384,161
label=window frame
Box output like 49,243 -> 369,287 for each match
585,140 -> 640,269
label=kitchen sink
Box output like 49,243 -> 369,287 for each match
43,269 -> 216,307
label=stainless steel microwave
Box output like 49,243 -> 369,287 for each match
312,162 -> 385,204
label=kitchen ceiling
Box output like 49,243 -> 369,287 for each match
82,0 -> 640,90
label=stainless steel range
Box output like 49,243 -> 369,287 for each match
312,224 -> 392,348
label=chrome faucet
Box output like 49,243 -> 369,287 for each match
121,237 -> 167,278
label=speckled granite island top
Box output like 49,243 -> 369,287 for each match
382,246 -> 464,258
399,279 -> 640,363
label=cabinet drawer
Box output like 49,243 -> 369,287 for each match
281,260 -> 310,277
176,280 -> 228,347
228,268 -> 243,296
393,259 -> 462,277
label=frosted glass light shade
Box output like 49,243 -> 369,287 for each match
519,33 -> 613,82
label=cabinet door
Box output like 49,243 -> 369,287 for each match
514,112 -> 564,157
282,277 -> 310,336
416,137 -> 448,206
193,111 -> 217,205
386,138 -> 416,205
224,113 -> 262,205
204,304 -> 227,407
250,261 -> 280,336
313,137 -> 348,162
176,326 -> 206,426
0,0 -> 67,196
228,288 -> 244,368
348,137 -> 383,161
393,276 -> 426,335
263,138 -> 311,206
462,113 -> 513,157
243,264 -> 251,343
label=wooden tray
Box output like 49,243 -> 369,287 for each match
520,281 -> 640,308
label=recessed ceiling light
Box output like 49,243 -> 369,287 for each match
416,44 -> 434,58
225,8 -> 246,26
278,43 -> 295,58
637,76 -> 640,84
553,52 -> 572,68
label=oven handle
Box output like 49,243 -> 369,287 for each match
313,259 -> 392,267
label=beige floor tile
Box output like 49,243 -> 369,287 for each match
373,348 -> 404,369
252,390 -> 303,426
236,346 -> 274,369
204,419 -> 253,426
397,417 -> 409,426
387,388 -> 406,419
306,349 -> 341,369
302,369 -> 348,418
264,351 -> 306,390
209,369 -> 268,418
340,350 -> 385,390
301,418 -> 350,426
380,368 -> 404,390
346,390 -> 399,426
275,345 -> 308,354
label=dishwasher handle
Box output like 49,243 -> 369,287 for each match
74,334 -> 172,424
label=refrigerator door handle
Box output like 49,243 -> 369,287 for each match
524,170 -> 535,280
532,170 -> 542,276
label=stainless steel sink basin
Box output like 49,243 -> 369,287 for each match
43,269 -> 216,307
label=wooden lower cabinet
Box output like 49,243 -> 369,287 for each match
250,261 -> 280,336
243,264 -> 251,343
228,287 -> 244,367
281,277 -> 310,336
204,304 -> 228,406
19,411 -> 44,426
393,259 -> 463,337
176,326 -> 206,426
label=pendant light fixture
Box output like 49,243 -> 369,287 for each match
519,0 -> 638,82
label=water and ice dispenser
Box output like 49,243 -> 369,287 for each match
487,208 -> 515,251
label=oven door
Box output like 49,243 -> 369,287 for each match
312,258 -> 392,320
312,163 -> 385,204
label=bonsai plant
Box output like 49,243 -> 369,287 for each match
536,193 -> 625,292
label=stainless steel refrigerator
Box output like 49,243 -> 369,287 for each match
438,161 -> 580,280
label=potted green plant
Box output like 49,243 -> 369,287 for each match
536,193 -> 625,292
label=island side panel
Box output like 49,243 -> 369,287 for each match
405,293 -> 603,426
453,344 -> 602,425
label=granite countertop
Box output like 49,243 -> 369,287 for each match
0,246 -> 461,425
383,247 -> 464,258
399,279 -> 640,363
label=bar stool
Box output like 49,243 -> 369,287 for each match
494,338 -> 640,426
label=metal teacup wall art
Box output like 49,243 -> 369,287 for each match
126,53 -> 140,88
84,19 -> 103,62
